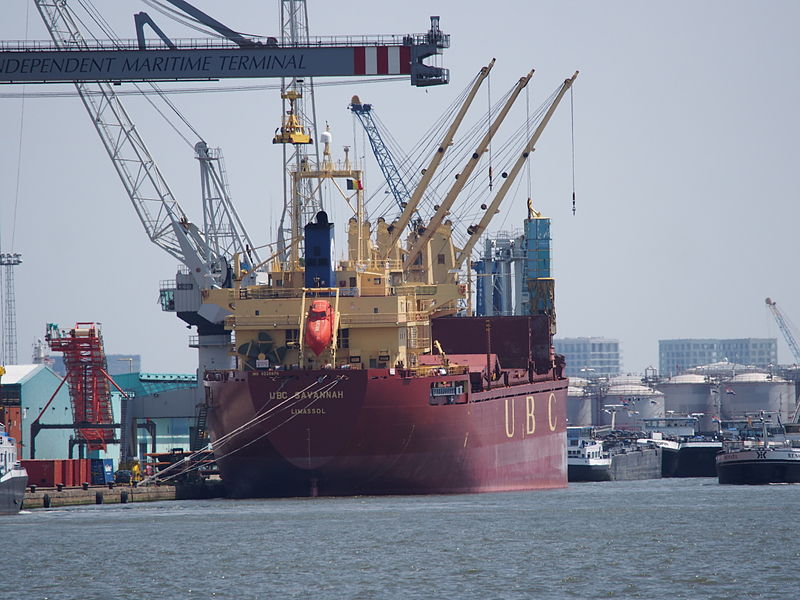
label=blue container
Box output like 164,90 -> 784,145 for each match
90,458 -> 115,485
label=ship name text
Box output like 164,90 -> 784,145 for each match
291,408 -> 327,415
270,390 -> 344,400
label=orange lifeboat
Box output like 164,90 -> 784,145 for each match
305,300 -> 334,356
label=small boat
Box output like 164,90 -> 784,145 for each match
567,426 -> 612,481
568,426 -> 661,482
716,416 -> 800,484
640,416 -> 721,477
0,423 -> 27,515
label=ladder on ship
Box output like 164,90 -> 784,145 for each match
191,404 -> 209,451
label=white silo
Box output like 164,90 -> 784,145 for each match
719,373 -> 797,422
567,383 -> 594,426
600,383 -> 665,431
657,373 -> 714,432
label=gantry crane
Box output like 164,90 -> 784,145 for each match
766,298 -> 800,363
6,1 -> 450,380
349,97 -> 415,211
1,4 -> 450,86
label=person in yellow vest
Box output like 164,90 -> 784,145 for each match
131,462 -> 142,484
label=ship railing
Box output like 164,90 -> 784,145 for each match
239,287 -> 359,300
339,259 -> 404,272
235,283 -> 442,300
407,336 -> 431,351
390,285 -> 437,296
0,33 -> 450,52
400,364 -> 469,378
340,312 -> 430,325
228,311 -> 432,328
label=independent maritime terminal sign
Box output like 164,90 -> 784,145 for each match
0,47 -> 354,83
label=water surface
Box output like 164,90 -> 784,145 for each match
5,478 -> 797,599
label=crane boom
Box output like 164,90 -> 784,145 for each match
766,298 -> 800,363
0,21 -> 450,86
456,72 -> 579,269
34,0 -> 216,280
196,142 -> 262,269
382,59 -> 495,257
404,70 -> 533,269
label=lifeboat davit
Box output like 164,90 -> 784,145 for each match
305,300 -> 334,356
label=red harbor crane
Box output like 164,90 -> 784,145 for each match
36,323 -> 120,452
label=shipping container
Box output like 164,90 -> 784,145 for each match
60,459 -> 73,487
21,459 -> 59,487
90,458 -> 115,485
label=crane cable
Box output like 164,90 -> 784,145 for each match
525,84 -> 531,204
10,2 -> 31,253
143,375 -> 345,484
75,0 -> 205,147
487,68 -> 493,191
0,77 -> 408,99
570,86 -> 577,215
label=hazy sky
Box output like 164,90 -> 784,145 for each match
1,0 -> 798,375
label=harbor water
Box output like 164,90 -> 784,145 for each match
4,478 -> 798,599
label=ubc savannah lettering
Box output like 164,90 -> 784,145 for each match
270,390 -> 343,400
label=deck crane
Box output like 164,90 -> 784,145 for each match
403,70 -> 534,271
381,60 -> 495,260
455,72 -> 579,269
765,298 -> 800,363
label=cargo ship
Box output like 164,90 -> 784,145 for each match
0,422 -> 27,515
202,69 -> 577,498
716,417 -> 800,484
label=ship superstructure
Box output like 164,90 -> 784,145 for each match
200,71 -> 578,497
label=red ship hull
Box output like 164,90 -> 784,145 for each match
206,368 -> 568,497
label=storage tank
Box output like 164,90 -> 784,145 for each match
609,375 -> 644,386
719,373 -> 797,423
600,384 -> 664,431
657,374 -> 714,432
567,383 -> 594,426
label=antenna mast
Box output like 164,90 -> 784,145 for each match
0,253 -> 22,365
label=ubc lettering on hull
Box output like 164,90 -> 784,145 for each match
504,393 -> 559,438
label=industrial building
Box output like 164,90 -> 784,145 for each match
555,337 -> 622,378
659,338 -> 777,377
0,363 -> 200,469
112,372 -> 200,463
0,364 -> 73,459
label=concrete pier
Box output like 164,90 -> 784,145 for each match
23,480 -> 226,509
